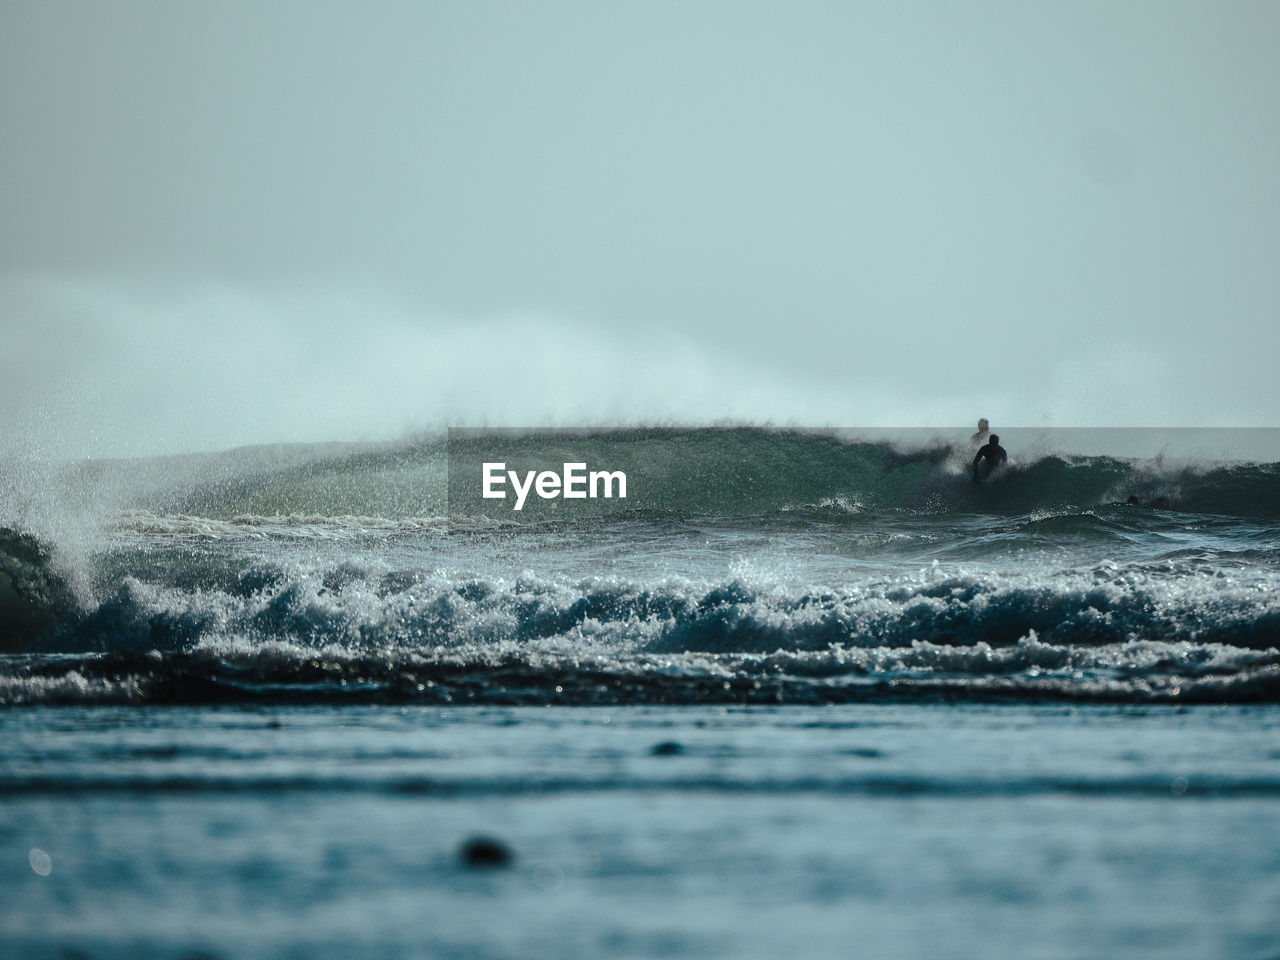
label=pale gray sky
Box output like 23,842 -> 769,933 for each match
2,0 -> 1277,455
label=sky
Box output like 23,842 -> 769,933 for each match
2,0 -> 1278,456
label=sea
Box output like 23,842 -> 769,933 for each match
2,427 -> 1279,959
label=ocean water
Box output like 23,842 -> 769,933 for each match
3,428 -> 1279,958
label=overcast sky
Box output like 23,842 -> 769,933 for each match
2,0 -> 1277,456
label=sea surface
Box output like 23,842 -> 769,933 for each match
2,428 -> 1279,958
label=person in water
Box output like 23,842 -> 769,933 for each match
972,434 -> 1007,482
970,418 -> 990,444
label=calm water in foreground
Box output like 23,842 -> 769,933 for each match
4,703 -> 1279,960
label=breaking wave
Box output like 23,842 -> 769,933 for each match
4,428 -> 1279,524
4,561 -> 1278,705
4,428 -> 1278,706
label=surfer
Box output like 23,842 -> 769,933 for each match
972,434 -> 1007,483
970,418 -> 990,444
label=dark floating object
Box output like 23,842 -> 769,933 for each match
651,741 -> 683,756
460,836 -> 513,868
845,747 -> 885,758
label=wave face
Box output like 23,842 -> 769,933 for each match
0,527 -> 77,652
5,428 -> 1278,525
449,428 -> 1280,521
3,428 -> 1279,705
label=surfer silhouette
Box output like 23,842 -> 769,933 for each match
972,434 -> 1007,483
970,418 -> 990,445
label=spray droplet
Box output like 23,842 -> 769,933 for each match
29,848 -> 52,876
